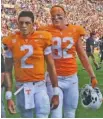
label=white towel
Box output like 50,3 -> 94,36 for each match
24,82 -> 35,109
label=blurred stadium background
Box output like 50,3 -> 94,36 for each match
1,0 -> 103,36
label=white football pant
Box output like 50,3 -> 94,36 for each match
16,81 -> 50,118
45,72 -> 79,118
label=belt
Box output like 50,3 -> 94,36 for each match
14,81 -> 45,96
16,81 -> 40,86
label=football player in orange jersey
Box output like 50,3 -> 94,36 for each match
2,11 -> 59,118
39,5 -> 98,118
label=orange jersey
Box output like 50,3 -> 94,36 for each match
39,24 -> 86,76
3,31 -> 52,82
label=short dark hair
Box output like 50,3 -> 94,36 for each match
90,31 -> 96,36
18,11 -> 34,23
50,5 -> 66,14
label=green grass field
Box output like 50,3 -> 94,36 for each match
76,54 -> 103,118
4,53 -> 103,118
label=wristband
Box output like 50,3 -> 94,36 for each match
5,91 -> 12,100
53,87 -> 59,96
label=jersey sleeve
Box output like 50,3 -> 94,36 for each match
44,46 -> 52,55
2,35 -> 13,49
2,36 -> 13,58
43,31 -> 52,55
78,25 -> 86,36
44,31 -> 52,47
38,25 -> 52,46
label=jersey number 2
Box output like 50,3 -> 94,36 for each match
20,45 -> 34,68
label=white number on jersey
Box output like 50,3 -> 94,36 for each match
52,37 -> 74,59
21,45 -> 34,68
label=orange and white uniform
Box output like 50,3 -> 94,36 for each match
40,24 -> 86,76
40,24 -> 86,118
2,31 -> 52,82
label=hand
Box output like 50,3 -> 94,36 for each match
50,95 -> 59,110
7,99 -> 16,114
91,77 -> 98,88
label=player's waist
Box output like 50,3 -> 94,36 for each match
16,80 -> 45,85
45,71 -> 77,84
16,77 -> 45,83
15,73 -> 45,82
14,80 -> 46,95
46,66 -> 77,76
16,80 -> 45,86
54,59 -> 77,67
45,71 -> 77,78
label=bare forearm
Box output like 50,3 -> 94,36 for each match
45,54 -> 58,87
5,58 -> 13,91
76,39 -> 95,78
5,58 -> 13,73
78,51 -> 95,77
5,72 -> 12,91
47,66 -> 58,87
1,73 -> 5,85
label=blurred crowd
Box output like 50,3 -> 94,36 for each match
1,0 -> 103,37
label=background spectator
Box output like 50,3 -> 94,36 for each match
1,0 -> 103,36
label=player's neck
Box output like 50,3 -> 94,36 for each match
55,24 -> 67,31
22,30 -> 34,38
